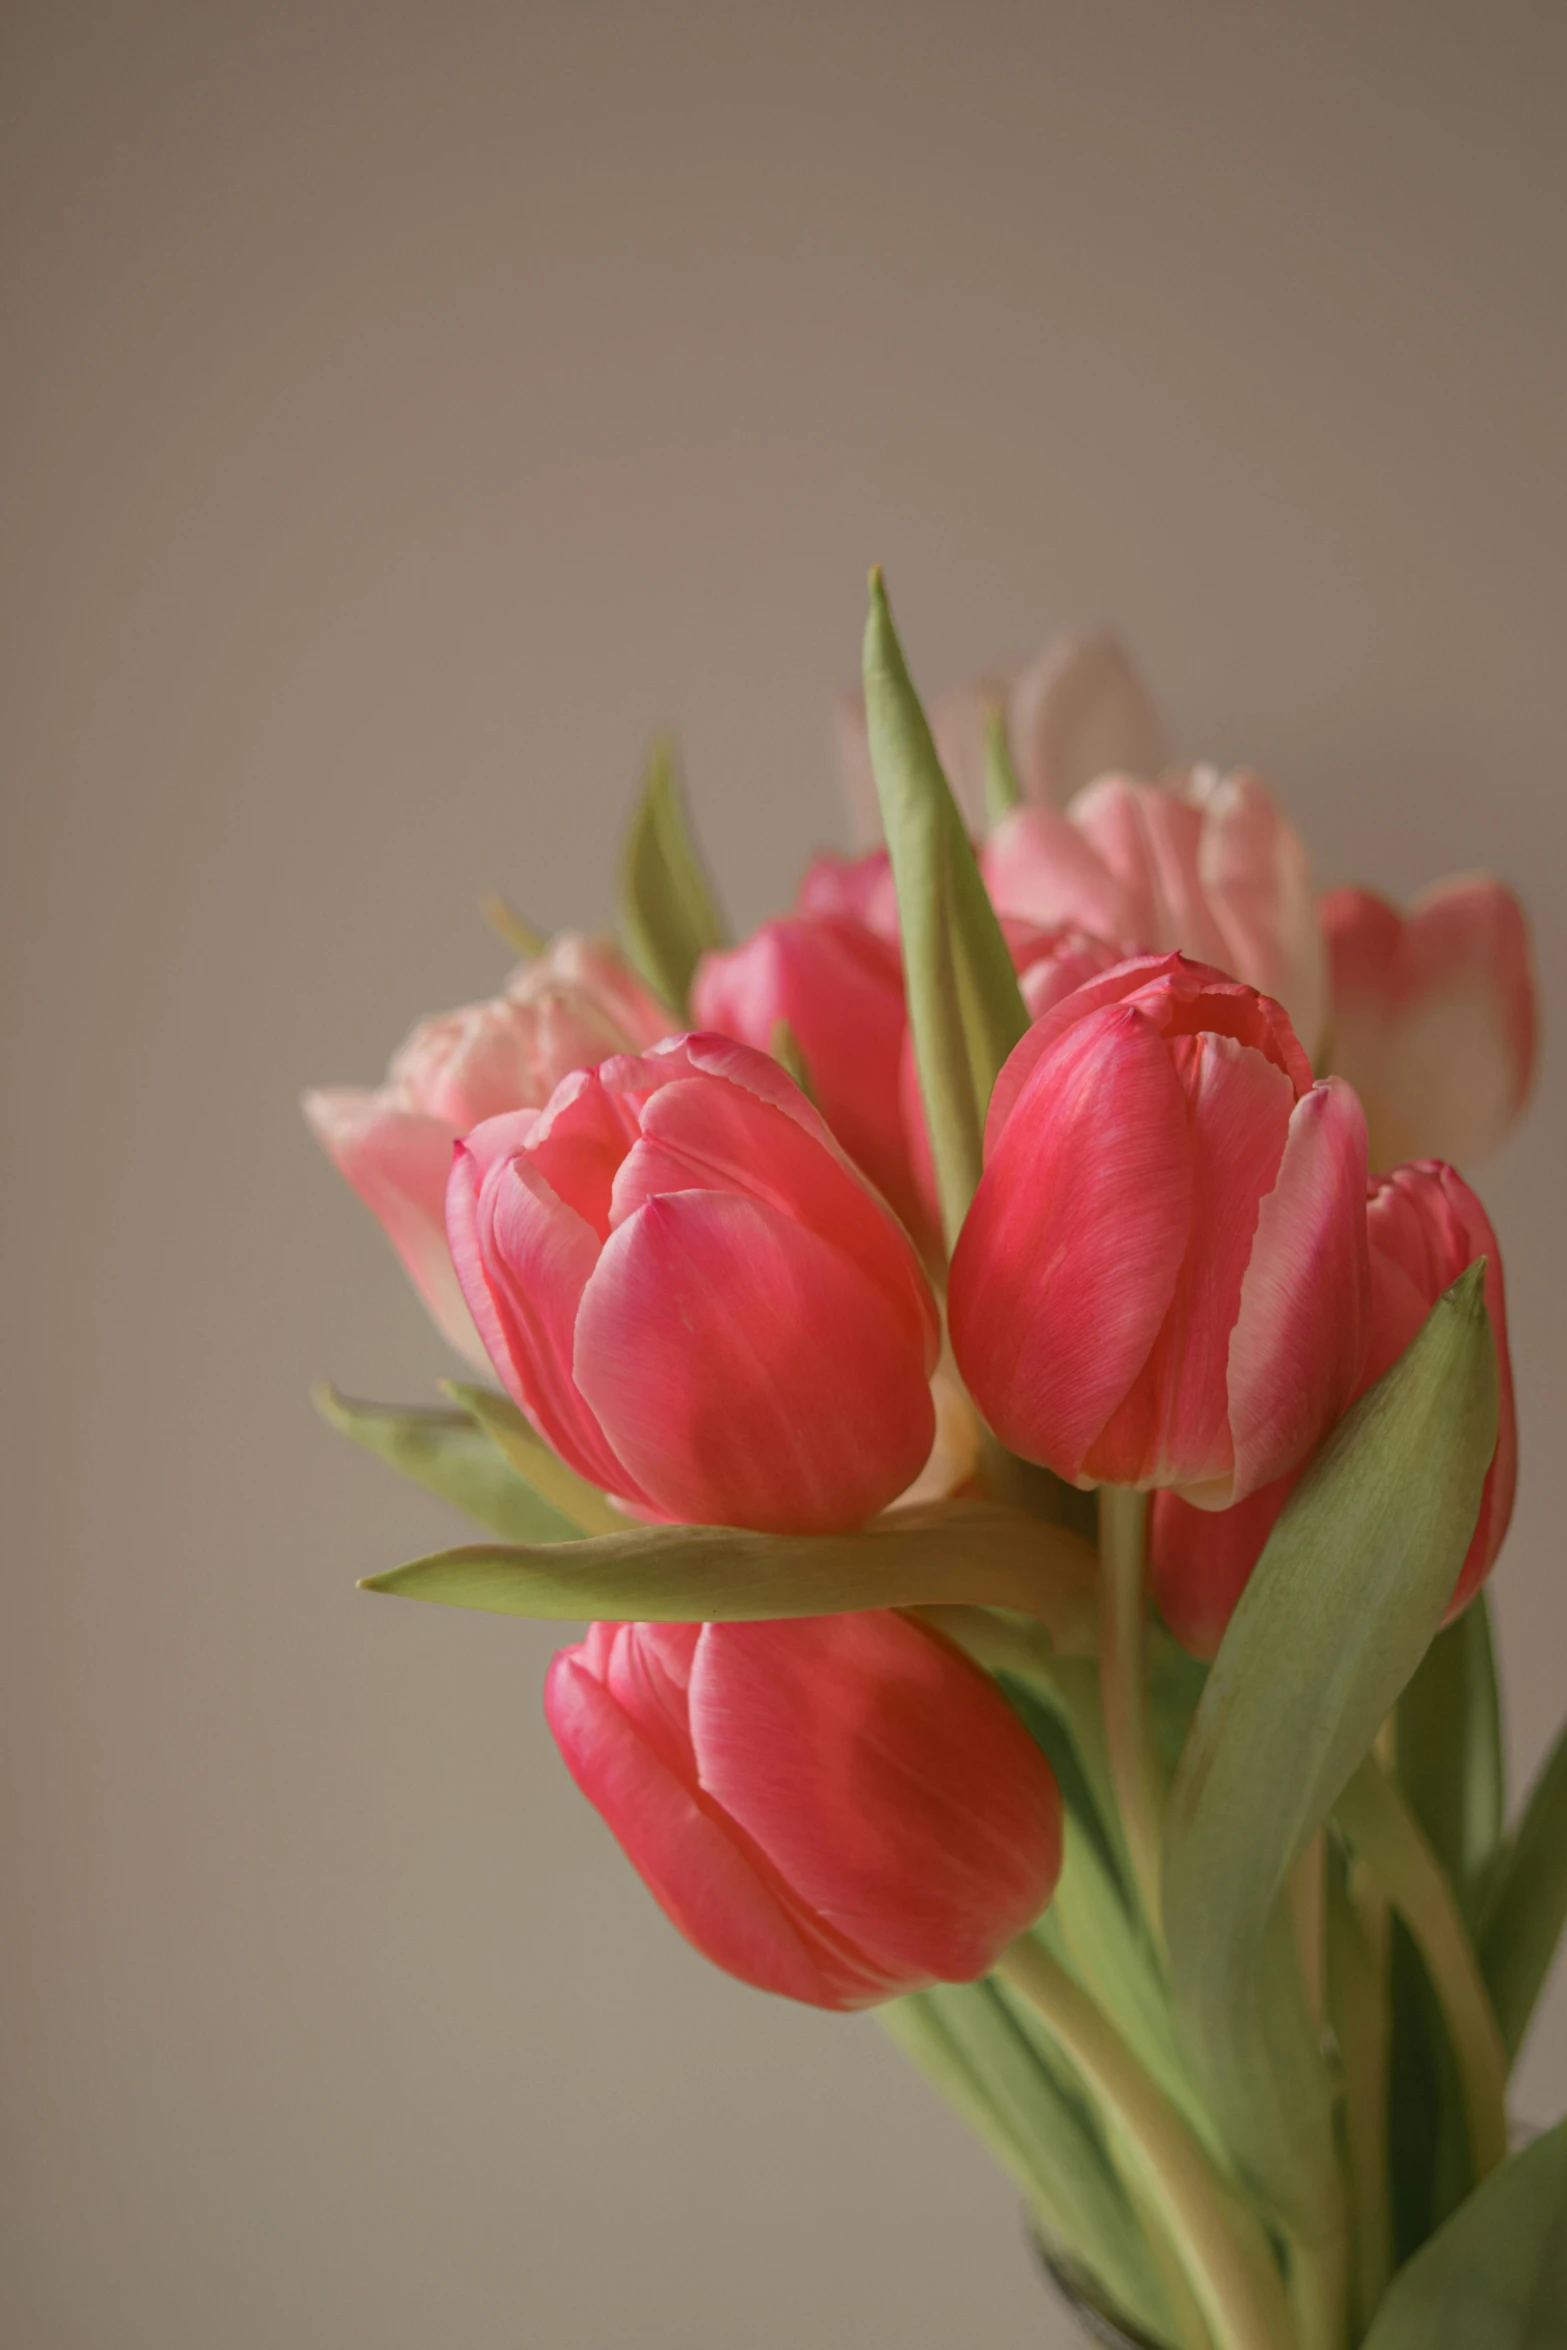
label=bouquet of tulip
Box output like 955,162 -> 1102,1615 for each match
307,575 -> 1563,2350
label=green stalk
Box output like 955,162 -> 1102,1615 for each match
1098,1486 -> 1166,1945
1324,1858 -> 1393,2333
997,1939 -> 1296,2350
1335,1753 -> 1508,2182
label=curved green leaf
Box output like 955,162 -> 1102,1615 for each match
441,1382 -> 626,1535
1398,1595 -> 1505,1928
313,1382 -> 579,1544
1361,2120 -> 1567,2348
1163,1266 -> 1499,2234
360,1499 -> 1099,1647
1479,1714 -> 1567,2064
619,736 -> 727,1013
862,571 -> 1028,1247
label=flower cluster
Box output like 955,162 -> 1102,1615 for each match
309,590 -> 1547,2347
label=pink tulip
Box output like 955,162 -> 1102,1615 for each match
982,769 -> 1326,1055
446,1034 -> 940,1531
545,1611 -> 1063,2009
1151,1159 -> 1514,1654
691,915 -> 923,1234
832,627 -> 1166,842
901,920 -> 1128,1235
303,937 -> 672,1363
948,955 -> 1370,1503
794,847 -> 900,942
1320,878 -> 1537,1169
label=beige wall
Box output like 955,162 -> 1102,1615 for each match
4,4 -> 1564,2343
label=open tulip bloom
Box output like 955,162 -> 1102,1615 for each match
308,577 -> 1560,2350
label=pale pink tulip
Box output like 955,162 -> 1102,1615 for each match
545,1611 -> 1063,2009
983,767 -> 1326,1054
833,628 -> 1166,842
1320,878 -> 1536,1169
948,955 -> 1369,1504
446,1034 -> 940,1531
303,937 -> 672,1362
1151,1159 -> 1514,1653
691,914 -> 922,1235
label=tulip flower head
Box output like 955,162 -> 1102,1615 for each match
691,913 -> 921,1233
949,955 -> 1370,1505
1320,878 -> 1537,1170
983,769 -> 1327,1055
545,1611 -> 1064,2009
1151,1158 -> 1514,1654
447,1034 -> 940,1532
303,936 -> 672,1362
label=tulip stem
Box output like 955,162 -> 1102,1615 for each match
1334,1752 -> 1509,2183
997,1938 -> 1296,2350
1098,1486 -> 1165,1948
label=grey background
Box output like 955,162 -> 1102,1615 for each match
4,3 -> 1564,2344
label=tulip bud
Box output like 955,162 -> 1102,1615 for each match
303,937 -> 672,1363
691,913 -> 922,1236
446,1034 -> 940,1532
545,1611 -> 1063,2009
982,769 -> 1327,1056
948,955 -> 1370,1504
1320,878 -> 1537,1169
1151,1159 -> 1515,1654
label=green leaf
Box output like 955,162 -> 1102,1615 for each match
360,1498 -> 1100,1647
1163,1266 -> 1500,2236
1398,1596 -> 1505,1928
441,1383 -> 627,1536
983,705 -> 1023,824
619,736 -> 727,1013
1479,1713 -> 1567,2064
884,1984 -> 1175,2344
862,571 -> 1028,1247
313,1382 -> 579,1544
1361,2120 -> 1567,2348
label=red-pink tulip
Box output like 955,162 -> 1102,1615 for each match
691,915 -> 922,1233
983,769 -> 1326,1054
1320,878 -> 1537,1169
446,1034 -> 940,1531
545,1611 -> 1063,2009
901,920 -> 1127,1236
1151,1159 -> 1514,1655
794,847 -> 900,942
948,955 -> 1370,1503
303,938 -> 671,1362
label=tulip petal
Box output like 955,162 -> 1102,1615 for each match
447,1127 -> 648,1503
1068,777 -> 1234,971
1007,627 -> 1168,808
690,1614 -> 1061,1984
1150,1478 -> 1294,1660
1189,768 -> 1326,1055
304,1089 -> 486,1367
573,1190 -> 936,1533
608,1073 -> 937,1361
948,1004 -> 1193,1481
1225,1077 -> 1370,1503
980,805 -> 1137,942
1086,1030 -> 1295,1490
546,1646 -> 887,2008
